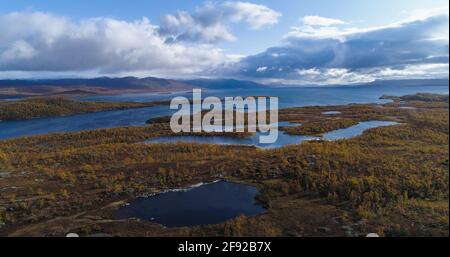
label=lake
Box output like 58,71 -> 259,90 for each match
145,121 -> 398,148
114,181 -> 264,227
0,84 -> 447,140
0,105 -> 172,140
82,84 -> 449,109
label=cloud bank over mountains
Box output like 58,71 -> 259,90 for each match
224,6 -> 449,84
0,2 -> 448,85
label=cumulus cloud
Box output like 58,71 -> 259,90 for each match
226,6 -> 449,84
0,11 -> 231,76
0,2 -> 280,77
301,16 -> 346,26
1,40 -> 38,61
159,1 -> 281,43
223,1 -> 281,29
159,9 -> 236,43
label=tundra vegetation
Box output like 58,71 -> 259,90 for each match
0,93 -> 448,237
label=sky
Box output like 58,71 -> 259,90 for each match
0,0 -> 448,85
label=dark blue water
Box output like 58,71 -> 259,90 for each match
146,122 -> 313,149
0,105 -> 173,140
145,121 -> 398,149
0,84 -> 447,140
114,181 -> 264,227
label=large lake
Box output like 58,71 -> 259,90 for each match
114,181 -> 264,227
0,84 -> 447,140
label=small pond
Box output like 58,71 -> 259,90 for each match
114,181 -> 265,228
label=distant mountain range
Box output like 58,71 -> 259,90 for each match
0,77 -> 447,98
0,77 -> 268,98
0,77 -> 193,97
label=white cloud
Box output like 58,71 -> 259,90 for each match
375,63 -> 449,79
160,10 -> 236,43
294,68 -> 374,85
0,11 -> 71,45
223,1 -> 281,29
286,6 -> 449,41
301,16 -> 346,26
256,66 -> 268,72
285,16 -> 347,40
296,68 -> 321,76
159,1 -> 280,43
1,40 -> 37,60
0,11 -> 230,77
325,68 -> 349,77
403,5 -> 450,22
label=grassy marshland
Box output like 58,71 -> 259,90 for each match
0,93 -> 448,237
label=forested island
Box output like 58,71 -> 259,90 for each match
0,97 -> 168,121
0,93 -> 448,237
